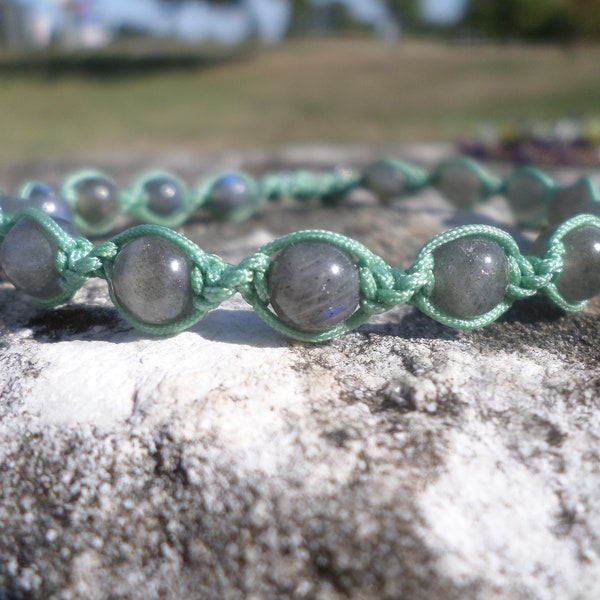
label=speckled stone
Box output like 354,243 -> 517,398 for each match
268,241 -> 360,332
74,176 -> 119,225
363,161 -> 407,202
1,147 -> 599,600
110,235 -> 194,325
436,164 -> 483,209
206,173 -> 256,220
0,217 -> 78,299
144,176 -> 186,216
430,235 -> 509,318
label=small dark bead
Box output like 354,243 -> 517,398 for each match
547,179 -> 598,226
363,162 -> 407,202
430,235 -> 509,318
110,235 -> 194,325
143,176 -> 186,216
206,173 -> 256,220
268,241 -> 360,332
436,164 -> 483,209
74,176 -> 119,225
0,218 -> 78,299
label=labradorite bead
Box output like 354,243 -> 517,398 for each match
0,190 -> 72,222
110,236 -> 194,325
547,180 -> 598,226
74,176 -> 119,225
505,173 -> 548,225
267,241 -> 360,332
437,165 -> 483,209
363,162 -> 407,202
144,176 -> 185,216
553,226 -> 600,302
430,235 -> 509,318
207,173 -> 255,220
28,184 -> 73,222
0,218 -> 78,299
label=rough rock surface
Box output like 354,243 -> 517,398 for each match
0,146 -> 599,600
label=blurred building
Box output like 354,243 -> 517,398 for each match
0,0 -> 112,49
61,0 -> 113,48
0,0 -> 54,48
0,0 -> 400,49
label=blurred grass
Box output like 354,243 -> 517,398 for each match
0,38 -> 599,161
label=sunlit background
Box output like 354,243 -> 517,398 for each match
0,0 -> 599,163
1,0 -> 469,47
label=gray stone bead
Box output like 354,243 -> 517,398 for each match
436,165 -> 483,209
268,241 -> 360,332
1,217 -> 78,299
74,176 -> 119,225
0,189 -> 72,223
27,184 -> 73,222
547,179 -> 599,226
206,173 -> 255,220
505,173 -> 549,225
144,176 -> 185,217
363,162 -> 407,203
430,235 -> 509,318
537,226 -> 600,303
0,195 -> 29,215
110,236 -> 194,326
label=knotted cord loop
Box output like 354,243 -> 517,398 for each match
1,156 -> 599,341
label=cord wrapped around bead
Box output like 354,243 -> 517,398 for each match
2,155 -> 600,341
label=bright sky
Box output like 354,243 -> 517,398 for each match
422,0 -> 468,23
20,0 -> 469,39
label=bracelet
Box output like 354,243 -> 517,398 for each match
0,156 -> 599,342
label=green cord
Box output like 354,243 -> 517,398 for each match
1,205 -> 598,341
3,156 -> 600,341
11,154 -> 593,236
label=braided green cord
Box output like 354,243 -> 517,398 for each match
15,155 -> 594,237
123,169 -> 194,228
2,205 -> 598,341
537,213 -> 598,312
61,168 -> 120,236
3,155 -> 600,341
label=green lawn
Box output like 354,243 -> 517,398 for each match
0,38 -> 599,161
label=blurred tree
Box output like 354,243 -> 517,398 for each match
387,0 -> 422,31
570,0 -> 600,39
463,0 -> 600,40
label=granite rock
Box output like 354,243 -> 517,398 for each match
0,146 -> 599,600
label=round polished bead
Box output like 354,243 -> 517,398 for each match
206,173 -> 256,220
26,184 -> 73,222
436,164 -> 483,209
430,235 -> 509,318
505,172 -> 549,225
110,236 -> 194,325
547,226 -> 600,303
73,176 -> 119,225
1,218 -> 78,299
547,179 -> 599,226
0,190 -> 72,222
363,162 -> 407,202
0,195 -> 29,215
143,176 -> 185,216
267,241 -> 360,332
